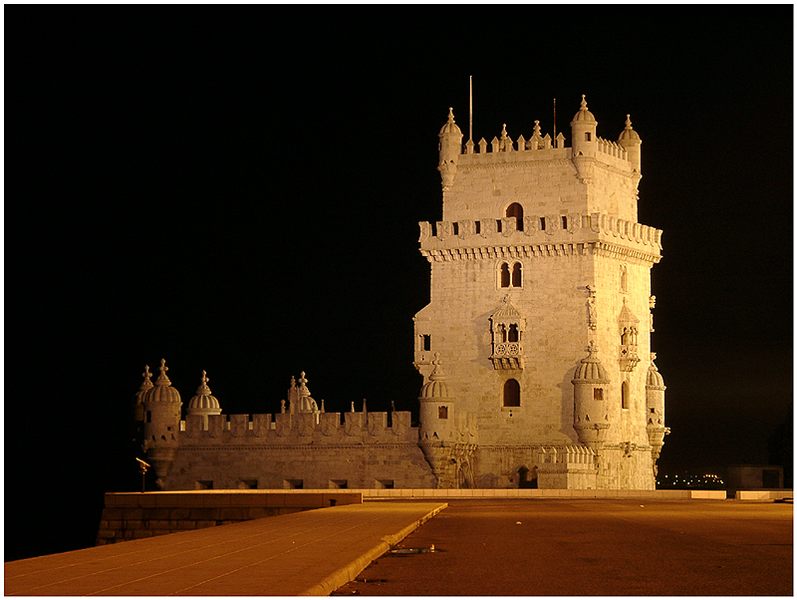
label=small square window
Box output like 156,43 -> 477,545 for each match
284,479 -> 304,489
329,479 -> 348,489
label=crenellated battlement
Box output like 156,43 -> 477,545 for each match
179,410 -> 419,445
455,130 -> 631,174
538,445 -> 597,467
419,212 -> 662,259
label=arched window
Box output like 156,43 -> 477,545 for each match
506,203 -> 524,231
511,262 -> 522,287
500,262 -> 510,287
508,324 -> 519,343
621,382 -> 629,409
503,379 -> 520,407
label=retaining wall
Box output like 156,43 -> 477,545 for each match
97,490 -> 362,545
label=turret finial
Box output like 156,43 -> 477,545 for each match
625,114 -> 633,129
196,369 -> 212,395
139,365 -> 154,390
533,120 -> 541,136
586,340 -> 598,354
500,123 -> 508,138
429,352 -> 446,380
580,94 -> 588,110
447,106 -> 455,122
156,358 -> 172,386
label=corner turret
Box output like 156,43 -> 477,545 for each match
645,353 -> 669,475
618,114 -> 642,175
571,342 -> 611,450
570,94 -> 598,158
438,107 -> 463,191
418,353 -> 460,487
142,358 -> 182,488
187,370 -> 222,429
419,353 -> 455,442
134,364 -> 153,423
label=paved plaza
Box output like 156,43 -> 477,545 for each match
5,498 -> 792,596
335,499 -> 793,596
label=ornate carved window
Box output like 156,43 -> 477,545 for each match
489,296 -> 526,369
618,300 -> 640,372
503,379 -> 521,407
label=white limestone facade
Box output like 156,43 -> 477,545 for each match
413,97 -> 668,489
137,95 -> 668,492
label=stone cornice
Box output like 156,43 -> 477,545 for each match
421,241 -> 660,265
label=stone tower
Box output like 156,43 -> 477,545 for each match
414,96 -> 667,489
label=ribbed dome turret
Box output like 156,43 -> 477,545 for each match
572,343 -> 610,384
646,353 -> 666,390
618,114 -> 641,143
571,94 -> 597,123
188,370 -> 222,413
438,106 -> 463,137
419,355 -> 450,399
143,358 -> 182,405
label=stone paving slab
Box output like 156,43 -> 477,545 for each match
4,502 -> 447,596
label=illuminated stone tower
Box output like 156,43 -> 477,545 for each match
413,96 -> 668,489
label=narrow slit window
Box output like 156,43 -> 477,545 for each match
562,215 -> 568,230
539,217 -> 546,231
475,221 -> 481,234
438,406 -> 448,419
585,132 -> 592,141
621,382 -> 630,409
452,222 -> 459,235
593,388 -> 604,401
422,334 -> 431,351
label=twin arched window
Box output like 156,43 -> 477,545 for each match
500,262 -> 522,288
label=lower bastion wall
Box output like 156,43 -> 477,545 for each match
164,410 -> 437,490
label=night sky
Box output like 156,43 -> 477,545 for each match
5,8 -> 793,560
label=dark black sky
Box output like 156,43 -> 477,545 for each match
5,8 -> 793,560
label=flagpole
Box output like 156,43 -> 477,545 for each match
469,75 -> 473,144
